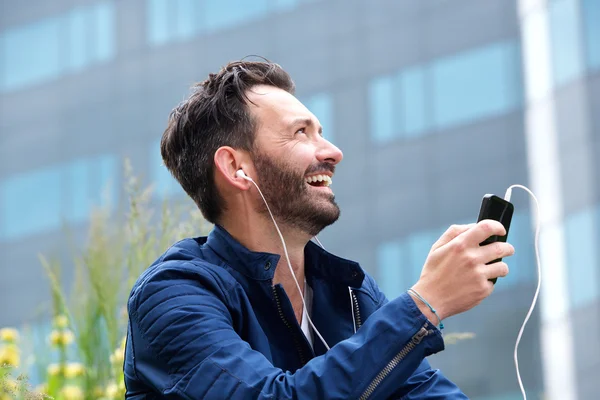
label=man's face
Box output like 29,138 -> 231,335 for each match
246,85 -> 344,236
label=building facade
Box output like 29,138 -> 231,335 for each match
1,0 -> 598,398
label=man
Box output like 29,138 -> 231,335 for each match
124,61 -> 514,399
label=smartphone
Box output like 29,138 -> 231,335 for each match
477,194 -> 514,284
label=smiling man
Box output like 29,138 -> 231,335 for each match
124,61 -> 514,399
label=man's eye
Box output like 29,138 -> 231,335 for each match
296,128 -> 306,135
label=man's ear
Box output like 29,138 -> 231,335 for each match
214,146 -> 251,191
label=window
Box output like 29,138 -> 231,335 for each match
147,0 -> 171,45
399,67 -> 429,137
369,76 -> 396,143
405,231 -> 436,285
1,17 -> 62,91
65,155 -> 118,224
303,93 -> 334,143
0,168 -> 63,240
431,41 -> 523,128
149,140 -> 182,197
0,155 -> 119,241
376,241 -> 406,300
204,0 -> 268,33
368,41 -> 523,143
501,211 -> 536,288
565,206 -> 599,308
549,0 -> 585,85
147,0 -> 271,45
0,1 -> 116,92
582,0 -> 600,71
274,0 -> 298,12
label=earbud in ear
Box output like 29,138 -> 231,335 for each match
236,169 -> 251,181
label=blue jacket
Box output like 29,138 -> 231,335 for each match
124,225 -> 467,399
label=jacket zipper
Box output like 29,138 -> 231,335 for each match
350,290 -> 363,329
359,326 -> 431,400
272,285 -> 308,366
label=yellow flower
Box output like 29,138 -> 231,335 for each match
47,363 -> 62,376
54,315 -> 69,329
49,329 -> 75,347
0,328 -> 19,343
105,383 -> 119,398
64,362 -> 85,378
3,378 -> 18,393
60,385 -> 84,400
0,344 -> 20,366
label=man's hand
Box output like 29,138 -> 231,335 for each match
410,220 -> 514,322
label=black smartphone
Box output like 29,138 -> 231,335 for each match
477,194 -> 514,284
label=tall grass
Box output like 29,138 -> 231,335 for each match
1,160 -> 210,399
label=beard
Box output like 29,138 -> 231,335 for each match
251,151 -> 341,237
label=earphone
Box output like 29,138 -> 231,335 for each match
237,168 -> 541,400
236,168 -> 333,350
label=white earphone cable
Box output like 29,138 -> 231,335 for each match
242,174 -> 331,350
504,185 -> 541,400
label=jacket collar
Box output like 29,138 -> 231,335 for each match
205,225 -> 365,287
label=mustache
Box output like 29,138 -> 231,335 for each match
305,162 -> 335,176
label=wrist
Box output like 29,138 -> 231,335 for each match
410,284 -> 446,320
408,287 -> 445,330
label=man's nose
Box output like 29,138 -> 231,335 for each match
316,139 -> 343,165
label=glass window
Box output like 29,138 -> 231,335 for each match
582,0 -> 600,71
368,76 -> 395,143
0,155 -> 119,240
377,241 -> 406,300
66,7 -> 88,72
565,207 -> 599,308
147,0 -> 171,45
174,0 -> 202,40
65,159 -> 93,224
150,141 -> 182,197
304,93 -> 334,143
205,0 -> 268,33
549,0 -> 585,86
91,1 -> 116,63
398,66 -> 429,137
96,154 -> 118,210
274,0 -> 298,12
0,167 -> 63,240
0,1 -> 116,93
499,211 -> 535,289
431,41 -> 523,129
405,231 -> 435,285
1,18 -> 62,91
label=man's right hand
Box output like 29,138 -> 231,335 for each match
410,220 -> 515,322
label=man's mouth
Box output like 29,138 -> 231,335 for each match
305,174 -> 332,187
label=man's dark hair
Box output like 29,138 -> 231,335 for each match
160,60 -> 295,224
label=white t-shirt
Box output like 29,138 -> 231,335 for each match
300,281 -> 314,349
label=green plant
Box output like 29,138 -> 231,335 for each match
7,160 -> 210,399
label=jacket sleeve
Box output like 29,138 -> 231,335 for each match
364,274 -> 468,399
126,263 -> 445,400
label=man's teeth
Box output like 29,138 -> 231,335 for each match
305,174 -> 332,187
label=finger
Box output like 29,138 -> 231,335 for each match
462,220 -> 507,246
431,223 -> 475,251
482,261 -> 510,281
477,242 -> 515,264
